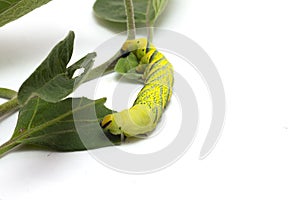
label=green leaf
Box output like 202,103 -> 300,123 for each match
114,52 -> 138,73
0,0 -> 51,27
114,52 -> 144,80
152,0 -> 168,21
93,0 -> 168,24
11,97 -> 120,151
18,31 -> 97,105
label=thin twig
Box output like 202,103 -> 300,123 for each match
0,88 -> 17,100
146,0 -> 154,42
0,139 -> 20,158
124,0 -> 136,40
84,0 -> 138,83
0,96 -> 20,121
83,50 -> 123,83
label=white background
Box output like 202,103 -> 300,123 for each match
1,0 -> 300,199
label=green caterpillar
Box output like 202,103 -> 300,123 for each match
101,38 -> 174,137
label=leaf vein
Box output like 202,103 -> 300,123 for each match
27,97 -> 39,130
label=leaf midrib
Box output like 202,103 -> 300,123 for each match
13,98 -> 101,143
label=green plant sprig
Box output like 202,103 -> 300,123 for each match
0,0 -> 169,158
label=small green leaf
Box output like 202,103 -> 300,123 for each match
11,97 -> 120,151
114,52 -> 143,80
18,31 -> 97,105
93,0 -> 168,24
0,0 -> 51,27
115,52 -> 138,73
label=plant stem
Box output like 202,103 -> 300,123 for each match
0,96 -> 20,120
79,0 -> 138,83
0,138 -> 21,158
146,0 -> 154,42
124,0 -> 136,40
0,88 -> 17,100
84,50 -> 122,83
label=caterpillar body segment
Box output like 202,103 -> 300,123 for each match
101,38 -> 174,137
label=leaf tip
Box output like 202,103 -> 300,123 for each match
68,31 -> 75,39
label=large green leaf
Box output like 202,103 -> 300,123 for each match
18,31 -> 97,105
0,0 -> 51,27
93,0 -> 168,24
152,0 -> 168,21
11,97 -> 120,151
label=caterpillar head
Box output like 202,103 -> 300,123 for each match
121,38 -> 148,60
101,114 -> 123,135
100,104 -> 156,137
